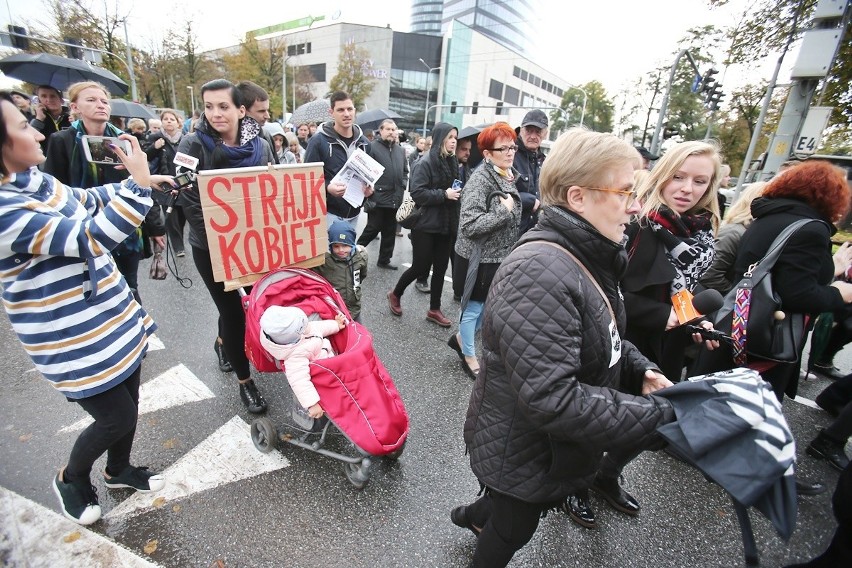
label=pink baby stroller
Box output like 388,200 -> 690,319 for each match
241,267 -> 409,489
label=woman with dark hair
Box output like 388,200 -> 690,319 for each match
387,122 -> 460,327
176,78 -> 275,414
43,81 -> 165,304
448,122 -> 521,378
0,92 -> 169,524
145,109 -> 187,256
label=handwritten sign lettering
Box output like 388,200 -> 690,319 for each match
198,163 -> 327,284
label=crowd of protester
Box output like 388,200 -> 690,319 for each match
1,81 -> 850,567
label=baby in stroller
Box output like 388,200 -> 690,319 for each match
259,305 -> 346,419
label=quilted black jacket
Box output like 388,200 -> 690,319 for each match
463,206 -> 676,503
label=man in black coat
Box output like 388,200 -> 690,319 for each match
513,109 -> 548,234
358,119 -> 408,269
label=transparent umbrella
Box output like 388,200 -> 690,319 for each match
290,99 -> 331,126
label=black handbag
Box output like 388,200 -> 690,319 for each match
712,219 -> 826,364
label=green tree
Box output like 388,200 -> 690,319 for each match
551,81 -> 613,133
327,41 -> 375,109
710,0 -> 851,149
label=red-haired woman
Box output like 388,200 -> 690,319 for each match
726,161 -> 852,401
447,122 -> 521,378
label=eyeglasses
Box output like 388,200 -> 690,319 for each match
584,187 -> 640,209
489,145 -> 518,153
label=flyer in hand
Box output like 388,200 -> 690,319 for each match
330,148 -> 385,208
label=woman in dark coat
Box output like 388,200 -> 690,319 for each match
145,109 -> 186,256
387,122 -> 459,327
176,79 -> 275,414
450,128 -> 676,567
623,140 -> 723,382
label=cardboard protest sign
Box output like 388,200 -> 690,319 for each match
198,163 -> 328,288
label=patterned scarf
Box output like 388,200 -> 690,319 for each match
195,115 -> 264,168
646,206 -> 715,295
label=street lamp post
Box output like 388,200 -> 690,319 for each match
419,58 -> 441,136
186,86 -> 195,118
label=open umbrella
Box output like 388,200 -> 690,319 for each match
109,99 -> 156,119
458,124 -> 489,140
356,108 -> 402,131
290,99 -> 330,126
0,52 -> 129,96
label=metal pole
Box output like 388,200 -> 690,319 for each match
282,55 -> 287,122
186,86 -> 195,118
122,20 -> 138,101
564,83 -> 587,126
650,50 -> 702,155
419,58 -> 441,136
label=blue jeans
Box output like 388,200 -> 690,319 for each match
327,212 -> 360,227
460,300 -> 484,357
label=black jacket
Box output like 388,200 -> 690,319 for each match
622,222 -> 701,381
409,122 -> 459,235
303,121 -> 371,218
513,136 -> 545,234
30,107 -> 71,153
366,137 -> 408,209
175,117 -> 274,250
43,123 -> 164,242
463,206 -> 674,503
736,197 -> 844,315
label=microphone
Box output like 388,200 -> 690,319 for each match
684,289 -> 733,344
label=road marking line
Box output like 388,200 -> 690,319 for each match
399,263 -> 453,282
104,416 -> 289,521
0,486 -> 164,567
147,334 -> 165,352
792,395 -> 820,410
58,364 -> 214,435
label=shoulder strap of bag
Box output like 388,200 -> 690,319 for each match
517,240 -> 616,324
716,218 -> 824,365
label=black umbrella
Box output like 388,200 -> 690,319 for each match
356,108 -> 402,131
655,368 -> 797,566
109,99 -> 156,119
458,124 -> 488,140
0,52 -> 129,96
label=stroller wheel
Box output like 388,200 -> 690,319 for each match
251,417 -> 278,453
385,440 -> 407,460
344,460 -> 371,490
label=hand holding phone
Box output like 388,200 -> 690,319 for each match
81,135 -> 132,165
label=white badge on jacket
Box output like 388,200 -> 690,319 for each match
608,320 -> 621,368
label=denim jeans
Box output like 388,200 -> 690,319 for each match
460,300 -> 485,357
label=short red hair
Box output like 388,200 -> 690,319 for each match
477,122 -> 517,152
763,160 -> 850,222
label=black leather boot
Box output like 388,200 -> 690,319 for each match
214,340 -> 233,373
239,380 -> 267,414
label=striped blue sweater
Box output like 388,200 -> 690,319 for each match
0,168 -> 157,399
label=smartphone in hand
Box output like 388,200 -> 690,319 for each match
81,135 -> 132,165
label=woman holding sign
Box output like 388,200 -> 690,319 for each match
176,78 -> 275,414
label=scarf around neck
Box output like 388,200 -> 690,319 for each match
646,205 -> 715,295
195,115 -> 264,168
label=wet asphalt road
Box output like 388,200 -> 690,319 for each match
0,221 -> 847,568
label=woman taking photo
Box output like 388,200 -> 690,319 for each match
0,92 -> 168,525
176,79 -> 274,414
145,109 -> 187,256
623,140 -> 723,382
448,122 -> 521,378
387,122 -> 459,327
451,128 -> 675,566
43,81 -> 165,304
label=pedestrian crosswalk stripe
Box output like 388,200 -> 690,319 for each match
147,334 -> 165,352
57,364 -> 215,435
0,486 -> 164,567
104,416 -> 289,521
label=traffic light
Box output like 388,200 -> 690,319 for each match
450,101 -> 457,114
471,101 -> 479,115
705,83 -> 725,111
699,68 -> 718,95
662,123 -> 679,139
8,26 -> 28,49
496,101 -> 504,115
65,37 -> 83,59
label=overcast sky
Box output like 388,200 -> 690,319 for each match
0,0 -> 785,95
